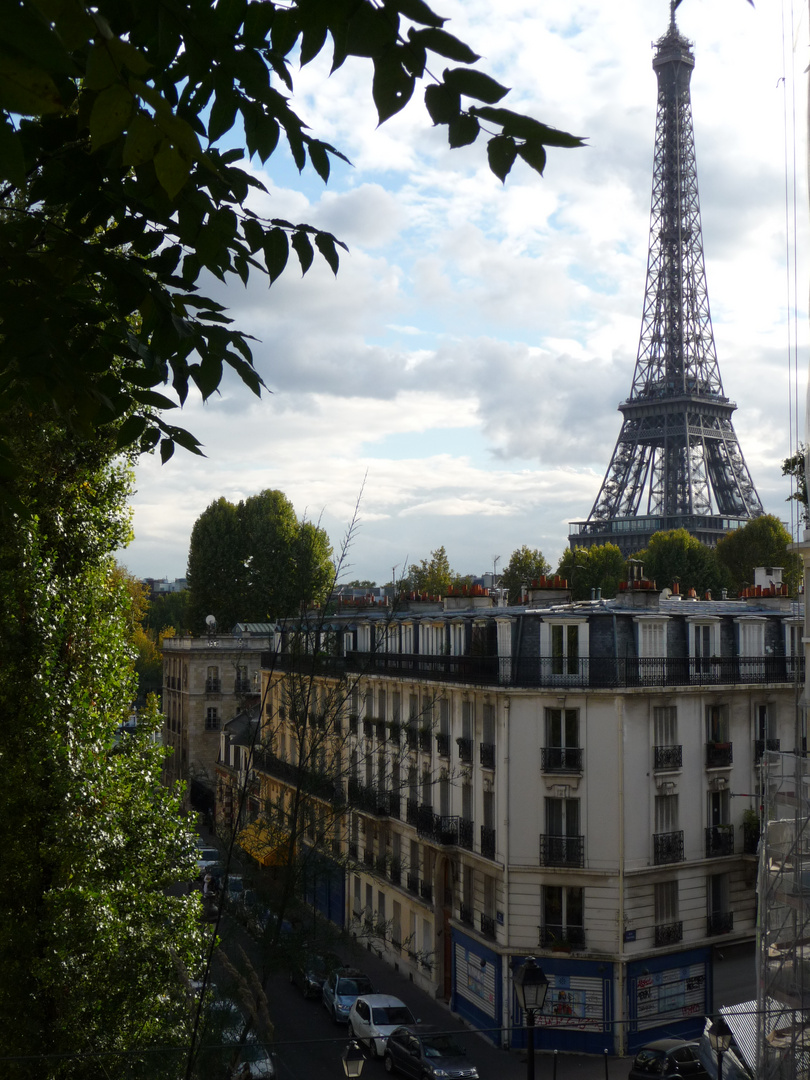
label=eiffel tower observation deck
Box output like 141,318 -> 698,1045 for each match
569,3 -> 763,556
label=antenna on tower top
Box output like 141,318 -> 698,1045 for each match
670,0 -> 681,29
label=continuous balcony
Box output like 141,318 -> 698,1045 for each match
539,834 -> 585,868
270,650 -> 803,690
541,747 -> 583,773
706,823 -> 734,857
253,747 -> 344,803
653,830 -> 684,865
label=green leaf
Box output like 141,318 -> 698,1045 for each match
122,112 -> 161,166
154,140 -> 190,200
344,3 -> 398,58
291,230 -> 314,275
409,28 -> 479,63
443,67 -> 510,104
131,389 -> 178,409
300,20 -> 328,66
0,49 -> 64,113
315,232 -> 341,275
244,106 -> 279,163
263,228 -> 289,284
159,437 -> 175,463
486,134 -> 517,183
384,0 -> 446,27
0,120 -> 25,186
85,42 -> 120,91
470,105 -> 585,147
447,113 -> 479,148
208,90 -> 238,142
242,218 -> 265,254
89,83 -> 134,148
372,48 -> 414,123
424,82 -> 459,125
516,139 -> 547,176
115,414 -> 148,449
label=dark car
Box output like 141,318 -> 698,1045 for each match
628,1039 -> 709,1080
322,968 -> 375,1024
383,1025 -> 479,1079
290,950 -> 342,999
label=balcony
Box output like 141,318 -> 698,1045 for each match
460,903 -> 474,927
480,913 -> 496,940
707,911 -> 734,936
706,824 -> 734,858
755,738 -> 780,762
654,744 -> 683,770
384,791 -> 401,820
407,871 -> 419,895
653,830 -> 684,865
419,728 -> 432,752
363,719 -> 373,738
406,799 -> 418,826
540,923 -> 585,949
387,721 -> 401,743
281,650 -> 804,690
541,747 -> 583,773
539,834 -> 585,868
480,825 -> 496,860
458,818 -> 474,851
417,804 -> 436,839
436,733 -> 450,758
205,677 -> 221,693
438,816 -> 459,846
457,737 -> 473,763
480,742 -> 495,769
406,727 -> 419,751
706,742 -> 733,768
420,879 -> 433,903
234,678 -> 252,694
654,921 -> 683,947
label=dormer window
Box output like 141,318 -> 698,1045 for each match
540,618 -> 589,683
634,616 -> 669,659
687,617 -> 720,679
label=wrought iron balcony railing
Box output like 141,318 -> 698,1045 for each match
363,848 -> 374,868
406,727 -> 419,751
234,679 -> 253,694
706,823 -> 734,857
419,728 -> 432,752
707,911 -> 734,936
420,880 -> 433,903
452,741 -> 471,770
363,719 -> 373,738
654,744 -> 682,770
406,798 -> 418,826
480,913 -> 496,939
436,733 -> 450,757
438,816 -> 459,846
459,903 -> 474,927
755,738 -> 780,762
706,742 -> 733,768
653,830 -> 684,865
481,826 -> 496,860
416,804 -> 435,839
539,834 -> 585,868
205,678 -> 221,693
654,920 -> 683,947
541,747 -> 583,773
539,923 -> 585,948
458,818 -> 474,850
480,742 -> 495,769
406,871 -> 419,895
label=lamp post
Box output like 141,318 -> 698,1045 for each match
514,956 -> 549,1080
342,1040 -> 365,1078
708,1016 -> 732,1080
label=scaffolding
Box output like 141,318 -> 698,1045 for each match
759,751 -> 810,1080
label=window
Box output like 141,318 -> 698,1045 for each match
635,617 -> 668,659
205,707 -> 219,730
378,688 -> 387,722
544,708 -> 580,771
541,619 -> 589,680
707,872 -> 732,935
402,622 -> 414,654
688,618 -> 720,676
735,617 -> 766,679
653,705 -> 681,769
706,704 -> 729,743
542,885 -> 583,945
655,793 -> 678,834
451,621 -> 465,656
357,624 -> 371,651
206,665 -> 220,692
543,797 -> 582,865
655,880 -> 678,924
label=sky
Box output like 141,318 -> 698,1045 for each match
119,0 -> 810,587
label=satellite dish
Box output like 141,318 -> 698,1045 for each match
205,615 -> 216,628
661,588 -> 672,599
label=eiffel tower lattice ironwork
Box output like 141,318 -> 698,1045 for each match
569,5 -> 763,556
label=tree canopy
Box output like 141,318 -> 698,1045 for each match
0,0 -> 583,504
186,488 -> 334,630
715,514 -> 801,596
632,528 -> 725,597
556,543 -> 626,601
500,545 -> 551,604
407,545 -> 457,595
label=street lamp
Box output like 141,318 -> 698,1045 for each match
342,1040 -> 365,1078
514,956 -> 549,1080
708,1016 -> 732,1080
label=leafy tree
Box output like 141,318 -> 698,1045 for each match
782,444 -> 809,528
633,529 -> 724,597
0,413 -> 204,1079
144,587 -> 190,636
715,514 -> 801,596
556,543 -> 626,601
0,0 -> 583,504
187,489 -> 334,630
408,545 -> 454,595
345,579 -> 377,588
500,545 -> 551,604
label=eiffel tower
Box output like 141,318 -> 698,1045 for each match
569,3 -> 763,556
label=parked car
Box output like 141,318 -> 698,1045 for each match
628,1039 -> 709,1080
383,1025 -> 479,1079
196,847 -> 221,878
348,994 -> 416,1058
290,950 -> 342,1000
322,968 -> 375,1024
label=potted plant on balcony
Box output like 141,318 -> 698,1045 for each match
549,933 -> 572,954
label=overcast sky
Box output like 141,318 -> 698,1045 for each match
119,0 -> 810,587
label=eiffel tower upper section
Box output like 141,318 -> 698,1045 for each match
568,4 -> 763,556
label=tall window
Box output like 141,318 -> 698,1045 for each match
708,789 -> 729,827
636,618 -> 668,658
552,624 -> 579,675
543,885 -> 583,941
706,704 -> 729,743
545,708 -> 579,770
205,707 -> 219,730
654,706 -> 677,746
655,881 -> 678,924
546,796 -> 580,838
655,793 -> 678,834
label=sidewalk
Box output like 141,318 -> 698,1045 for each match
341,938 -> 630,1080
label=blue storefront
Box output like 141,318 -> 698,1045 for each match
510,954 -> 615,1055
451,929 -> 504,1045
302,848 -> 345,927
625,947 -> 711,1053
